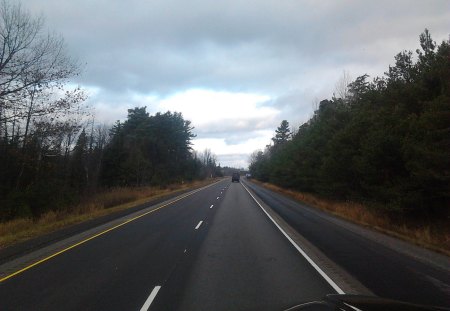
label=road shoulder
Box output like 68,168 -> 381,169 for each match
0,180 -> 222,279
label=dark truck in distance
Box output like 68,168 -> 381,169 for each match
231,172 -> 240,182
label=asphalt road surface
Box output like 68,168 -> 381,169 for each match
0,178 -> 449,310
244,180 -> 450,307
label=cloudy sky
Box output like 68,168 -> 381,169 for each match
25,0 -> 449,168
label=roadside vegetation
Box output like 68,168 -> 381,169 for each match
0,179 -> 218,249
252,180 -> 449,255
250,30 -> 450,253
0,1 -> 223,242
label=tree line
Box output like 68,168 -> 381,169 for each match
101,107 -> 208,188
0,1 -> 219,221
250,30 -> 449,217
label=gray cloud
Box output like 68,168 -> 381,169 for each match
30,0 -> 448,95
23,0 -> 450,167
216,153 -> 251,169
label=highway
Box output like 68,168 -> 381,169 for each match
0,178 -> 449,310
244,181 -> 450,307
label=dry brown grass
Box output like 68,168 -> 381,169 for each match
253,180 -> 450,256
0,179 -> 218,249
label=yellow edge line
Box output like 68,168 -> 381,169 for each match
0,180 -> 222,283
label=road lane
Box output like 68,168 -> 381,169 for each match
174,181 -> 336,311
241,182 -> 344,294
4,176 -> 442,310
244,180 -> 450,307
0,180 -> 228,311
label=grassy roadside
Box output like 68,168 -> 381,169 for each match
0,179 -> 219,250
251,180 -> 450,256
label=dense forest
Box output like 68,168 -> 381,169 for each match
0,2 -> 219,221
1,0 -> 448,223
100,107 -> 218,188
250,30 -> 449,217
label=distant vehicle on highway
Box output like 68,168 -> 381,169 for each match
231,172 -> 240,182
245,173 -> 251,179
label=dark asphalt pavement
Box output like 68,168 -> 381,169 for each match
0,180 -> 335,310
244,180 -> 450,307
0,181 -> 227,310
175,180 -> 334,311
0,178 -> 448,310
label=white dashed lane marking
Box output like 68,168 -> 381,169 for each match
140,286 -> 161,311
195,221 -> 203,230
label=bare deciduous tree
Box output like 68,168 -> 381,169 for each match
0,0 -> 81,138
0,0 -> 89,191
333,70 -> 352,101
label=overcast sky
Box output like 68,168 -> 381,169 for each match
25,0 -> 450,168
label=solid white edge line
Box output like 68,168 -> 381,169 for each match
241,183 -> 345,294
140,285 -> 161,311
210,205 -> 214,209
195,221 -> 203,230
